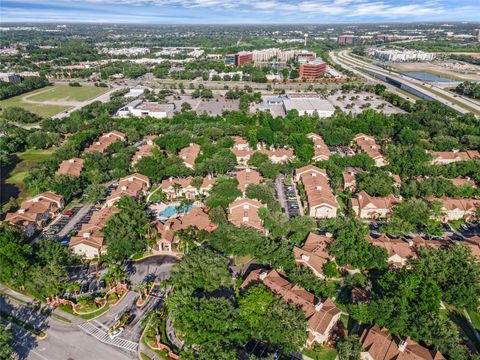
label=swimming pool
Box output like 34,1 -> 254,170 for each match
159,204 -> 193,218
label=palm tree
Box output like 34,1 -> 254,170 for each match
172,183 -> 182,199
133,283 -> 149,300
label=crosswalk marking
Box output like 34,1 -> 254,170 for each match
78,322 -> 138,351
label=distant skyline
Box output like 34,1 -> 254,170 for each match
1,0 -> 480,24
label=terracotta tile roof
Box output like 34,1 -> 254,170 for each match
132,142 -> 156,165
294,233 -> 333,276
236,168 -> 262,192
366,235 -> 416,266
360,325 -> 444,360
354,133 -> 385,163
451,177 -> 477,188
85,131 -> 126,154
296,165 -> 339,211
242,269 -> 340,339
155,207 -> 217,248
430,150 -> 479,164
228,198 -> 265,231
352,191 -> 400,213
70,206 -> 119,250
257,147 -> 295,162
178,143 -> 201,168
106,173 -> 151,204
56,158 -> 84,177
308,133 -> 331,161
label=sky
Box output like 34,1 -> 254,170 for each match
1,0 -> 479,24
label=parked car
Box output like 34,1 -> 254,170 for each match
63,210 -> 74,216
125,314 -> 136,326
109,327 -> 124,339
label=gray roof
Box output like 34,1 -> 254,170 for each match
283,98 -> 335,113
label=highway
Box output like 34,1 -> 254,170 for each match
330,49 -> 480,116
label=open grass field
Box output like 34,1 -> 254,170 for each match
28,85 -> 109,102
0,89 -> 71,118
2,148 -> 54,205
0,85 -> 109,118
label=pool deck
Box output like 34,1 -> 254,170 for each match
149,201 -> 203,221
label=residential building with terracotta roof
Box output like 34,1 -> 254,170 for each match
230,136 -> 252,165
178,143 -> 201,169
84,131 -> 126,154
257,146 -> 295,164
56,158 -> 84,177
160,175 -> 215,200
293,233 -> 333,278
295,165 -> 339,219
431,197 -> 480,222
106,173 -> 151,206
342,167 -> 362,191
351,191 -> 400,219
228,198 -> 265,231
366,235 -> 416,267
69,206 -> 119,259
5,192 -> 64,237
236,168 -> 262,193
155,207 -> 217,253
308,133 -> 331,162
241,269 -> 341,346
360,325 -> 444,360
353,133 -> 386,167
451,177 -> 477,188
132,136 -> 157,166
430,150 -> 479,165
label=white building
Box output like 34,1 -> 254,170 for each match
368,48 -> 435,62
117,100 -> 174,119
283,93 -> 335,117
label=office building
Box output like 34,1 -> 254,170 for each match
300,59 -> 327,79
337,35 -> 362,45
224,51 -> 253,66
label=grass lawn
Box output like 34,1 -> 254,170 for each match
302,347 -> 338,360
140,353 -> 152,360
28,85 -> 109,102
2,148 -> 54,204
58,303 -> 110,320
448,307 -> 480,352
467,310 -> 480,332
0,87 -> 71,118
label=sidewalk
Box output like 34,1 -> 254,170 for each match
0,285 -> 82,325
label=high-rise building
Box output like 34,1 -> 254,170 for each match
474,29 -> 480,42
299,59 -> 326,79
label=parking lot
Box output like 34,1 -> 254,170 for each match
275,174 -> 302,218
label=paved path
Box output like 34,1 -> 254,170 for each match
57,204 -> 92,237
166,315 -> 184,350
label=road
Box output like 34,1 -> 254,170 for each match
331,49 -> 480,116
0,295 -> 133,360
52,87 -> 125,119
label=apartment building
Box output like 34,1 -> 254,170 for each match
242,269 -> 341,346
131,136 -> 157,166
293,233 -> 333,279
430,150 -> 480,165
351,191 -> 400,219
69,206 -> 119,259
353,133 -> 386,167
295,165 -> 339,219
160,175 -> 215,200
105,173 -> 151,206
56,158 -> 84,177
228,198 -> 265,232
5,192 -> 64,237
84,131 -> 126,154
308,133 -> 331,161
178,143 -> 201,169
236,168 -> 262,193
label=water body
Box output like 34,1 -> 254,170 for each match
402,71 -> 455,83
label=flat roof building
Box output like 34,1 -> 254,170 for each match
117,100 -> 174,119
300,59 -> 327,79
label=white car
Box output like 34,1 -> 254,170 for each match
109,327 -> 124,339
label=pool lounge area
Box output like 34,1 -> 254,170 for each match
150,201 -> 200,221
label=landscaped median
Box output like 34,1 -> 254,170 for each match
0,310 -> 47,340
49,283 -> 128,320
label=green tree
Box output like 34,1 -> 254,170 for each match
205,177 -> 242,209
103,197 -> 150,262
337,335 -> 362,360
0,226 -> 31,287
170,247 -> 231,294
0,323 -> 13,360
